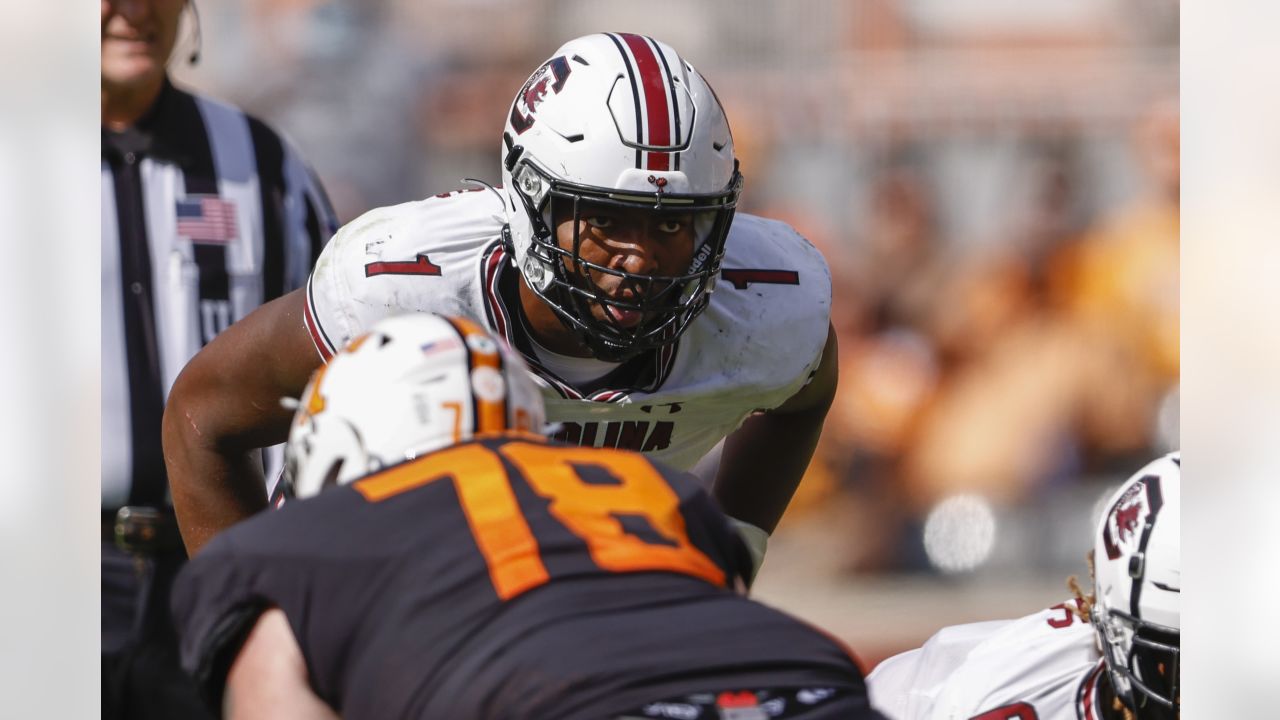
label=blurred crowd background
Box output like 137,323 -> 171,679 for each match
172,0 -> 1178,662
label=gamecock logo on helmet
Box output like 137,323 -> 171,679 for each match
1114,501 -> 1144,543
1102,474 -> 1164,560
510,56 -> 572,134
523,78 -> 551,112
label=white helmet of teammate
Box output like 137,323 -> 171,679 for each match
499,32 -> 743,362
285,314 -> 546,499
1091,452 -> 1180,719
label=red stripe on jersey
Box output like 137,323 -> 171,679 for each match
303,286 -> 334,361
620,33 -> 671,171
1078,662 -> 1104,720
483,245 -> 509,340
481,243 -> 581,401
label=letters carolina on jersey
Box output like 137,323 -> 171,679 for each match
304,188 -> 832,471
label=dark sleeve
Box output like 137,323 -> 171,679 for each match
169,491 -> 380,711
245,115 -> 338,298
170,537 -> 278,712
284,135 -> 338,284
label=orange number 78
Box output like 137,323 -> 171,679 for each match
352,442 -> 726,599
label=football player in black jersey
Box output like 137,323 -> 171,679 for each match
171,313 -> 881,720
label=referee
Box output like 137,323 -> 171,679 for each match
102,1 -> 337,717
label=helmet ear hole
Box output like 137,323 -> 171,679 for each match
320,459 -> 345,493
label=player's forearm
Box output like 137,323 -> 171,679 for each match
712,404 -> 828,533
163,379 -> 272,555
164,290 -> 322,554
713,324 -> 838,533
167,446 -> 269,556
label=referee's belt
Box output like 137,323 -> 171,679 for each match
102,506 -> 185,557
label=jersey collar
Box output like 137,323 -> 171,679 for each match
101,76 -> 195,165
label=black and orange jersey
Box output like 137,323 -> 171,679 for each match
172,436 -> 870,719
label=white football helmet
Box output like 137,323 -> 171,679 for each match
1091,452 -> 1180,718
285,314 -> 546,499
500,32 -> 743,361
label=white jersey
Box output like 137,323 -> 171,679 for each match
304,187 -> 831,471
867,600 -> 1109,720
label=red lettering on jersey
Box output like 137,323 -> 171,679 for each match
721,268 -> 799,290
971,702 -> 1040,720
364,254 -> 443,278
1046,602 -> 1075,629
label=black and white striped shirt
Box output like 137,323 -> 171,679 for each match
102,78 -> 337,509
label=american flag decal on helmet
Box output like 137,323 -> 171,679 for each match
607,33 -> 683,172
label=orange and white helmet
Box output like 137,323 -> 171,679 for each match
499,33 -> 743,361
285,314 -> 546,499
1091,452 -> 1180,718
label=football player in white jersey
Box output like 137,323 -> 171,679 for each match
162,33 -> 837,572
867,453 -> 1180,720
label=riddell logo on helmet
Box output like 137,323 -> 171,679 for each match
510,56 -> 572,134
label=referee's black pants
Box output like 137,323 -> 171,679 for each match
102,538 -> 214,720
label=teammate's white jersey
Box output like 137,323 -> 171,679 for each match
304,187 -> 831,472
867,600 -> 1109,720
